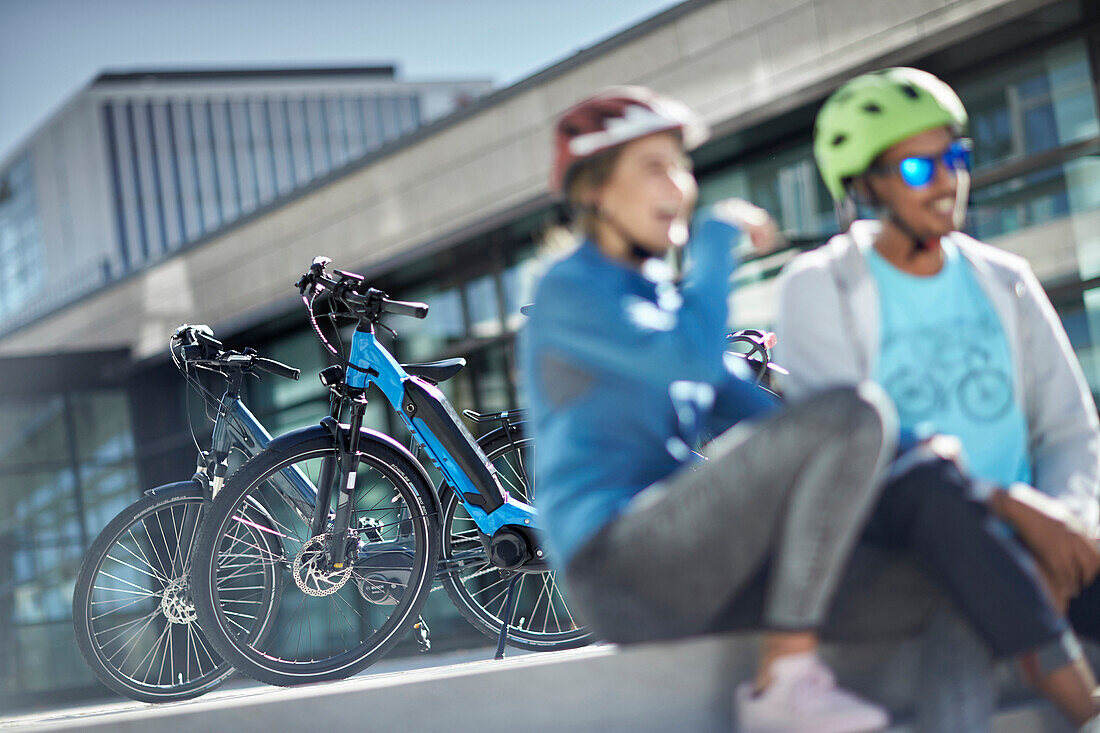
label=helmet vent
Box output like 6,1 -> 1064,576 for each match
901,84 -> 920,99
832,134 -> 847,147
862,103 -> 882,114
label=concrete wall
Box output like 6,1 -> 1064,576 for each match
0,0 -> 1059,358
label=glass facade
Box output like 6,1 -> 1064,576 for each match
100,91 -> 422,274
0,156 -> 46,321
0,389 -> 140,705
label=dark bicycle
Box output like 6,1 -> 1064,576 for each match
72,325 -> 301,702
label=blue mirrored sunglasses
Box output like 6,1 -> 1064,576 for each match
871,138 -> 973,188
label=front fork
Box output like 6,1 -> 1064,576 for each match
325,398 -> 366,569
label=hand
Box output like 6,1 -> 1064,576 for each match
709,199 -> 779,255
1037,565 -> 1072,615
993,484 -> 1100,600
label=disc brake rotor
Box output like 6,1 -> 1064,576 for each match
160,577 -> 198,624
293,534 -> 352,597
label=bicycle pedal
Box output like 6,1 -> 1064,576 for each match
413,618 -> 431,652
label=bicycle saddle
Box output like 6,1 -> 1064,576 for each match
402,357 -> 466,384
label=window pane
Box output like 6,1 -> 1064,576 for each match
1061,290 -> 1100,410
267,98 -> 295,196
210,99 -> 242,221
70,391 -> 135,463
697,141 -> 836,240
466,274 -> 501,339
970,156 -> 1100,241
0,156 -> 46,322
0,394 -> 67,469
397,287 -> 465,363
0,469 -> 81,549
960,40 -> 1099,170
190,101 -> 222,232
169,101 -> 204,241
247,329 -> 327,415
80,461 -> 141,537
7,621 -> 96,696
502,248 -> 539,332
471,344 -> 511,413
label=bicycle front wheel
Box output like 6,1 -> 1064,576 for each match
441,432 -> 593,651
191,429 -> 439,686
72,483 -> 276,702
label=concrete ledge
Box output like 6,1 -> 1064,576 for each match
5,633 -> 1086,733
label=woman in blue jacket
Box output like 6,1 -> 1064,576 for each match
522,86 -> 897,733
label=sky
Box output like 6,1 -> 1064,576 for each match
0,0 -> 684,162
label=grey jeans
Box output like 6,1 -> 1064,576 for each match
562,385 -> 1007,731
564,385 -> 895,639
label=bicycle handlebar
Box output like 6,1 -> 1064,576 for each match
252,357 -> 301,381
297,258 -> 429,322
170,325 -> 300,381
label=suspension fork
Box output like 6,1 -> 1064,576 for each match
309,389 -> 345,539
328,398 -> 366,569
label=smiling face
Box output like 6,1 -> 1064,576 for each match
864,126 -> 962,240
586,131 -> 698,258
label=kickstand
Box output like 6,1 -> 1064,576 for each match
494,574 -> 520,660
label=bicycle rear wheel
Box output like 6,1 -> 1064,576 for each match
72,482 -> 280,702
191,429 -> 439,686
440,431 -> 593,651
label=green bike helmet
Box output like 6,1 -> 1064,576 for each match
813,67 -> 968,201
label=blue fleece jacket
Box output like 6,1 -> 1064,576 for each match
520,216 -> 779,567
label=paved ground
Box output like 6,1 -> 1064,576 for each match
0,644 -> 555,731
0,639 -> 1062,732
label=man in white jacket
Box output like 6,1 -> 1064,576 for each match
775,67 -> 1100,730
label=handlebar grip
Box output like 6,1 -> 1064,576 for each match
253,357 -> 301,381
383,298 -> 429,319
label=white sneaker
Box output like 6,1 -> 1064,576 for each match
735,652 -> 890,733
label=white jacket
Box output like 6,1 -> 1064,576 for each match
774,220 -> 1100,532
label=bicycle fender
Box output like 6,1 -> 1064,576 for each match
261,423 -> 442,523
144,479 -> 203,497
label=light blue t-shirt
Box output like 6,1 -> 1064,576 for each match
868,241 -> 1032,487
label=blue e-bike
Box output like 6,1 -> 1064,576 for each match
190,258 -> 589,687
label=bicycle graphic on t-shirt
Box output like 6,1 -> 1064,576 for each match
882,325 -> 1014,424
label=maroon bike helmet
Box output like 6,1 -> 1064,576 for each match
550,86 -> 708,197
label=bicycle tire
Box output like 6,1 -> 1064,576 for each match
72,482 -> 280,702
191,428 -> 439,686
440,431 -> 593,651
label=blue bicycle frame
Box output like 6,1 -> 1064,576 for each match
345,327 -> 538,538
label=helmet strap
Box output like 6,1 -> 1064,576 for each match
858,174 -> 937,259
886,212 -> 939,258
952,167 -> 971,231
